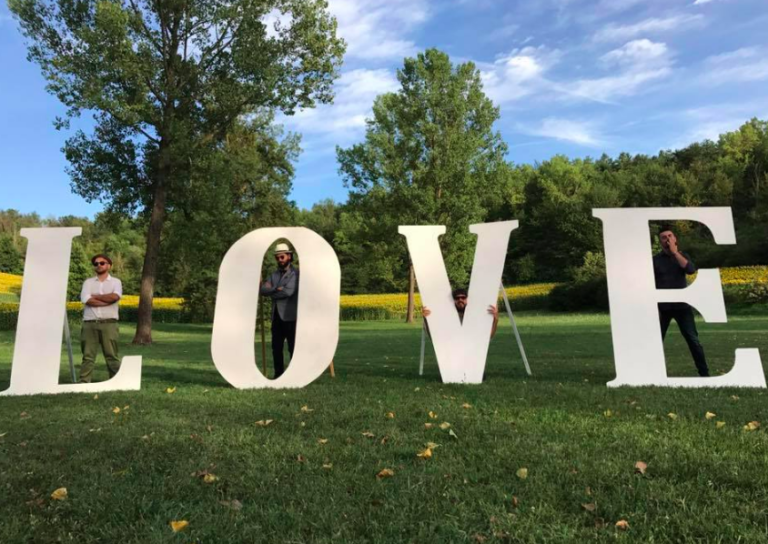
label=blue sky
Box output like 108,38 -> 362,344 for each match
1,0 -> 767,218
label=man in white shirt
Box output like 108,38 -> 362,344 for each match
79,254 -> 123,383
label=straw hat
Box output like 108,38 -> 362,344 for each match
273,243 -> 293,255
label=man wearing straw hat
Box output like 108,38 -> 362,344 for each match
260,243 -> 299,378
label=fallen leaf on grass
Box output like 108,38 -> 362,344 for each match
634,461 -> 648,475
112,407 -> 121,414
170,520 -> 189,532
615,520 -> 629,530
361,432 -> 375,439
426,442 -> 439,449
716,421 -> 726,429
50,487 -> 68,501
744,421 -> 760,432
203,473 -> 219,484
603,410 -> 612,418
581,502 -> 596,512
376,468 -> 394,479
220,499 -> 242,511
424,423 -> 434,429
731,395 -> 740,401
297,455 -> 306,463
165,387 -> 176,394
385,412 -> 395,419
322,463 -> 333,470
254,420 -> 274,427
462,403 -> 472,409
667,413 -> 678,420
448,429 -> 459,440
93,395 -> 98,400
428,411 -> 438,419
380,436 -> 389,445
439,422 -> 451,430
317,438 -> 329,445
417,448 -> 433,459
516,468 -> 528,480
0,432 -> 7,438
301,405 -> 314,413
20,412 -> 30,419
511,496 -> 519,508
705,411 -> 716,420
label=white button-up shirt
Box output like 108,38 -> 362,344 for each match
80,275 -> 123,321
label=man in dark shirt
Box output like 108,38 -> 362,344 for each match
653,227 -> 709,377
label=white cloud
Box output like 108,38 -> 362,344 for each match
281,68 -> 399,142
668,102 -> 768,148
593,14 -> 704,42
693,0 -> 714,4
479,46 -> 561,104
701,47 -> 768,85
520,117 -> 604,146
566,39 -> 673,103
327,0 -> 429,61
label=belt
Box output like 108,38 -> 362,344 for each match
85,319 -> 118,323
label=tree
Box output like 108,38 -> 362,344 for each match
10,0 -> 345,342
0,235 -> 24,274
337,48 -> 509,320
158,112 -> 300,320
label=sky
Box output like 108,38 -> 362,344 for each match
1,0 -> 767,218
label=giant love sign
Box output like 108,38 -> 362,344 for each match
1,207 -> 765,397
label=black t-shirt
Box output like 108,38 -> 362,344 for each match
653,251 -> 697,311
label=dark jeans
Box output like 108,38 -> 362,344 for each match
659,305 -> 709,377
271,313 -> 296,378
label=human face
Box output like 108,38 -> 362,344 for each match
275,252 -> 291,269
659,230 -> 677,253
453,294 -> 468,312
92,259 -> 111,274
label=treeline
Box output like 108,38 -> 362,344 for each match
3,50 -> 767,320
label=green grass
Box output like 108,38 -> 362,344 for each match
1,313 -> 768,543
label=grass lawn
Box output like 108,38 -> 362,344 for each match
1,312 -> 768,543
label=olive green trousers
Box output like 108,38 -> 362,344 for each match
79,320 -> 120,383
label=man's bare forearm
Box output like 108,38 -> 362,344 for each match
90,294 -> 120,303
85,298 -> 110,307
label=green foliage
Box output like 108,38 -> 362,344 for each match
548,252 -> 609,312
337,48 -> 510,291
67,242 -> 92,301
0,235 -> 23,274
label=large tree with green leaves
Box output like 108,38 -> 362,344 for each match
9,0 -> 345,342
337,48 -> 509,321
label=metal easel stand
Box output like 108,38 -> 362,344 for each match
418,284 -> 532,377
499,282 -> 532,376
63,310 -> 76,383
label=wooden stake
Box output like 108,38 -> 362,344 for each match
329,360 -> 336,378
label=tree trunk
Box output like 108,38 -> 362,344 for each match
132,179 -> 168,345
406,262 -> 415,324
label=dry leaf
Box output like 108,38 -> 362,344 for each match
417,447 -> 433,459
424,423 -> 434,429
667,413 -> 678,420
112,407 -> 121,414
385,412 -> 395,419
50,487 -> 68,501
362,432 -> 375,439
615,520 -> 629,530
581,503 -> 596,512
414,387 -> 420,392
439,422 -> 451,430
300,422 -> 306,427
376,468 -> 395,479
170,520 -> 189,533
462,403 -> 472,409
254,420 -> 274,427
744,421 -> 760,431
297,455 -> 306,463
448,429 -> 459,440
301,405 -> 314,413
203,473 -> 218,484
634,461 -> 648,475
317,438 -> 329,445
19,412 -> 30,419
511,496 -> 519,508
731,395 -> 740,401
0,432 -> 7,438
716,421 -> 726,429
426,442 -> 439,449
380,436 -> 389,445
516,467 -> 528,480
322,463 -> 333,470
165,387 -> 176,394
705,411 -> 716,420
428,411 -> 438,419
93,395 -> 98,400
603,410 -> 612,417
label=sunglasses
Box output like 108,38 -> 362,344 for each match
454,295 -> 467,301
93,261 -> 108,267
